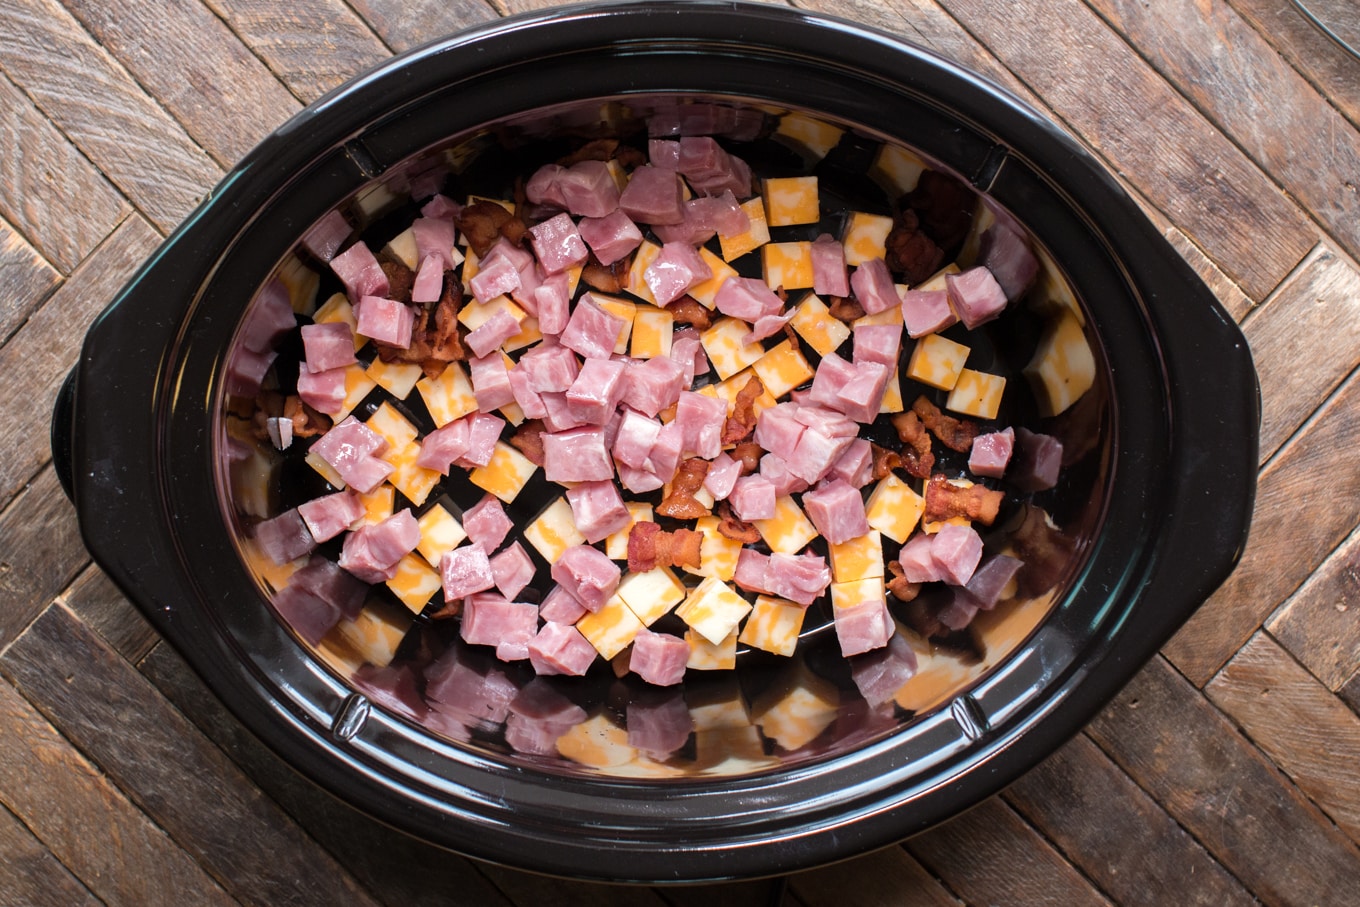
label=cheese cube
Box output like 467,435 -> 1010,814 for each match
687,247 -> 739,309
790,292 -> 851,358
738,595 -> 806,657
762,176 -> 819,227
382,227 -> 419,271
869,142 -> 927,195
416,362 -> 478,428
686,515 -> 743,581
304,450 -> 345,489
458,294 -> 526,332
498,400 -> 525,427
774,112 -> 844,159
718,197 -> 770,262
754,495 -> 819,555
630,305 -> 674,359
385,553 -> 442,613
710,369 -> 778,417
752,340 -> 815,399
366,402 -> 419,449
524,496 -> 586,563
906,334 -> 970,391
913,263 -> 960,292
841,212 -> 894,266
577,593 -> 645,659
879,365 -> 904,414
829,530 -> 885,583
922,515 -> 972,534
865,474 -> 924,544
469,441 -> 538,503
831,576 -> 886,612
337,603 -> 408,668
853,297 -> 905,328
334,362 -> 378,421
355,483 -> 394,527
556,713 -> 636,769
460,247 -> 480,295
617,567 -> 687,626
313,293 -> 365,351
676,577 -> 752,645
503,316 -> 543,354
625,240 -> 662,306
416,504 -> 466,568
701,316 -> 765,380
1024,308 -> 1096,417
591,293 -> 638,354
945,368 -> 1006,419
365,357 -> 423,400
278,254 -> 319,315
605,503 -> 652,560
761,241 -> 815,292
383,443 -> 441,507
686,627 -> 738,670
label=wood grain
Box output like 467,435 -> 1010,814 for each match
788,845 -> 961,907
1004,733 -> 1257,907
0,214 -> 159,508
0,0 -> 222,232
1207,632 -> 1360,848
1266,524 -> 1360,691
2,602 -> 382,907
0,675 -> 239,907
1162,224 -> 1255,322
0,68 -> 127,274
1163,360 -> 1360,687
1087,655 -> 1360,907
202,0 -> 391,103
343,0 -> 497,52
0,214 -> 61,343
0,466 -> 89,649
60,0 -> 302,168
61,563 -> 159,664
0,801 -> 102,907
906,797 -> 1113,906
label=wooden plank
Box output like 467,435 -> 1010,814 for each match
1,603 -> 383,907
0,213 -> 62,343
136,640 -> 517,907
1087,0 -> 1360,263
1163,362 -> 1360,686
0,465 -> 90,650
0,675 -> 239,907
202,0 -> 391,103
60,563 -> 159,664
923,0 -> 1314,302
60,0 -> 302,168
0,214 -> 159,508
1245,244 -> 1360,462
1208,632 -> 1360,849
1161,224 -> 1255,323
0,801 -> 103,907
0,0 -> 222,233
905,797 -> 1113,906
343,0 -> 497,53
0,68 -> 127,273
1087,655 -> 1360,907
788,845 -> 961,907
1004,733 -> 1257,907
1266,523 -> 1360,691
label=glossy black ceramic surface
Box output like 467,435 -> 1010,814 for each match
53,0 -> 1258,883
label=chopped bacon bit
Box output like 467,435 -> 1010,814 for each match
667,294 -> 712,331
731,441 -> 763,475
889,411 -> 934,479
509,419 -> 546,466
721,375 -> 764,444
656,457 -> 711,519
871,442 -> 904,481
901,169 -> 975,261
827,295 -> 865,323
427,599 -> 462,620
581,254 -> 631,294
284,394 -> 331,438
379,257 -> 415,304
372,272 -> 466,372
717,501 -> 761,544
911,395 -> 978,453
455,200 -> 525,257
887,561 -> 921,602
884,207 -> 945,285
923,473 -> 1004,526
627,521 -> 703,573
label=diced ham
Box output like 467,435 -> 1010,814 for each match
469,352 -> 516,411
528,622 -> 598,676
560,294 -> 626,360
898,533 -> 944,583
461,595 -> 539,661
534,271 -> 572,335
850,633 -> 917,705
729,474 -> 776,521
703,451 -> 742,501
969,427 -> 1015,479
829,438 -> 874,488
946,266 -> 1008,330
566,480 -> 631,543
803,478 -> 871,545
979,221 -> 1038,302
528,212 -> 589,275
734,547 -> 772,596
651,192 -> 748,244
811,233 -> 850,297
456,412 -> 504,469
289,555 -> 367,619
629,629 -> 689,686
519,343 -> 580,393
566,357 -> 627,425
271,584 -> 342,646
559,160 -> 621,218
465,308 -> 523,359
411,254 -> 445,304
619,165 -> 685,225
356,295 -> 415,348
578,209 -> 644,266
645,241 -> 712,306
787,421 -> 856,485
754,404 -> 806,460
540,392 -> 588,433
961,553 -> 1023,609
301,321 -> 356,373
677,136 -> 750,196
421,194 -> 462,220
254,508 -> 315,565
642,420 -> 685,486
301,210 -> 351,262
931,522 -> 983,586
741,311 -> 794,346
468,244 -> 522,304
852,323 -> 901,369
648,138 -> 681,169
674,391 -> 727,459
542,425 -> 613,483
626,693 -> 693,755
297,489 -> 365,543
507,365 -> 548,420
412,216 -> 458,270
669,329 -> 708,386
714,276 -> 784,322
768,551 -> 832,606
463,494 -> 513,552
810,353 -> 889,423
526,163 -> 569,209
539,586 -> 588,625
441,544 -> 497,600
295,365 -> 347,416
850,257 -> 899,315
901,288 -> 957,338
309,417 -> 393,493
1010,428 -> 1063,492
834,600 -> 893,656
613,408 -> 663,469
759,452 -> 809,496
620,354 -> 686,417
339,509 -> 419,582
550,544 -> 621,612
330,241 -> 388,302
489,542 -> 536,600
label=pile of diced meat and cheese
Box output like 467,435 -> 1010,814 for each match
243,129 -> 1086,689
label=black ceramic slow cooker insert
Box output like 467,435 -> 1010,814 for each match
52,1 -> 1258,883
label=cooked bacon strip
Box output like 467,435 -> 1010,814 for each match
911,395 -> 978,453
731,441 -> 763,475
888,411 -> 934,479
721,375 -> 764,444
667,294 -> 712,331
717,501 -> 761,544
627,521 -> 703,573
656,457 -> 711,519
923,473 -> 1004,526
827,295 -> 865,323
284,394 -> 331,438
425,275 -> 466,367
509,419 -> 546,467
886,560 -> 921,602
581,255 -> 631,294
871,442 -> 904,481
455,200 -> 526,257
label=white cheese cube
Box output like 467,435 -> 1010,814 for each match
354,484 -> 394,527
865,474 -> 924,544
365,357 -> 423,400
869,143 -> 927,195
416,504 -> 466,568
617,567 -> 687,626
625,241 -> 662,306
313,292 -> 366,350
945,368 -> 1006,419
905,333 -> 970,391
334,362 -> 377,422
774,112 -> 844,159
366,401 -> 419,449
738,595 -> 806,657
524,496 -> 586,563
676,577 -> 753,645
468,441 -> 538,503
754,495 -> 819,555
382,227 -> 419,271
879,365 -> 904,414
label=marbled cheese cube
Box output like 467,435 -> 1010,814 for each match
761,240 -> 815,292
685,515 -> 743,581
355,483 -> 394,527
790,292 -> 851,358
460,247 -> 479,295
469,441 -> 538,503
754,495 -> 818,555
913,263 -> 959,292
738,595 -> 806,657
677,577 -> 753,645
366,402 -> 419,449
498,400 -> 525,427
841,212 -> 894,266
592,293 -> 638,354
1024,308 -> 1095,417
385,553 -> 442,613
335,362 -> 377,422
879,365 -> 904,414
831,576 -> 886,612
945,368 -> 1006,419
830,530 -> 885,583
365,357 -> 423,400
752,340 -> 815,399
458,294 -> 526,332
416,503 -> 466,568
382,228 -> 419,270
524,496 -> 585,563
685,627 -> 738,671
383,442 -> 441,507
762,176 -> 819,227
865,474 -> 924,544
313,292 -> 365,350
701,316 -> 765,380
630,304 -> 673,359
774,112 -> 844,159
869,142 -> 927,195
577,593 -> 645,660
337,603 -> 408,668
617,567 -> 686,626
305,450 -> 345,489
625,240 -> 662,306
687,247 -> 738,309
718,197 -> 770,262
605,503 -> 652,560
905,333 -> 970,391
417,362 -> 478,427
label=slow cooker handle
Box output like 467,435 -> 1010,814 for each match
51,368 -> 78,503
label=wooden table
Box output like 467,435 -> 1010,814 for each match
2,0 -> 1359,903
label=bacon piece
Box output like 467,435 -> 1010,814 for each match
716,501 -> 761,544
721,375 -> 764,445
884,208 -> 945,285
656,457 -> 711,519
667,294 -> 712,331
731,441 -> 763,475
581,254 -> 631,294
911,395 -> 978,453
374,273 -> 465,373
427,599 -> 462,620
509,419 -> 547,467
379,257 -> 415,304
827,295 -> 864,323
870,442 -> 903,481
284,394 -> 331,438
456,201 -> 527,258
886,561 -> 921,602
889,410 -> 934,479
627,521 -> 703,573
923,474 -> 1005,526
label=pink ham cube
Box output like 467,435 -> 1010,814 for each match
969,427 -> 1015,479
560,295 -> 626,360
539,586 -> 588,625
578,209 -> 644,266
901,288 -> 957,338
469,352 -> 516,411
441,545 -> 497,600
489,542 -> 536,601
297,489 -> 364,543
465,308 -> 523,359
519,342 -> 580,393
309,417 -> 393,493
566,480 -> 631,543
714,276 -> 784,322
300,321 -> 356,373
528,212 -> 589,274
330,240 -> 388,302
645,241 -> 712,306
619,165 -> 685,225
674,391 -> 727,459
946,266 -> 1009,330
463,494 -> 514,552
355,295 -> 415,348
456,413 -> 505,469
729,474 -> 776,521
849,257 -> 900,315
703,451 -> 742,501
254,508 -> 315,566
619,356 -> 686,417
559,160 -> 621,218
834,600 -> 893,657
412,216 -> 458,270
628,629 -> 689,686
542,426 -> 613,483
931,523 -> 984,586
852,323 -> 901,369
461,595 -> 539,661
565,357 -> 627,425
528,622 -> 598,677
295,366 -> 347,416
416,418 -> 472,474
339,510 -> 419,583
802,478 -> 871,545
550,544 -> 621,612
411,254 -> 445,304
811,233 -> 849,297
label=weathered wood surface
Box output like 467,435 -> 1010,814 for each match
2,1 -> 1359,904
